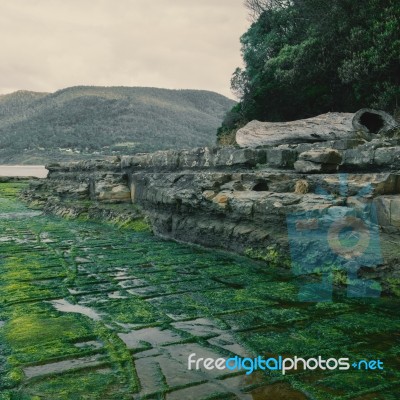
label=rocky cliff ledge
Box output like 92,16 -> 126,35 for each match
23,109 -> 400,294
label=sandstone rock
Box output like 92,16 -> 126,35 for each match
266,148 -> 298,168
202,190 -> 216,201
294,180 -> 309,194
331,139 -> 367,150
237,109 -> 397,149
299,148 -> 342,164
47,158 -> 120,174
318,173 -> 400,197
294,160 -> 339,173
212,193 -> 229,208
214,148 -> 267,167
93,175 -> 131,203
51,181 -> 90,199
95,184 -> 131,202
341,148 -> 375,170
391,200 -> 400,227
178,148 -> 215,169
374,147 -> 400,167
122,148 -> 267,171
236,112 -> 356,148
374,195 -> 400,231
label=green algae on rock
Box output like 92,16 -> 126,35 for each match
1,182 -> 400,399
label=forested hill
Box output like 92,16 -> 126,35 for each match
0,86 -> 235,164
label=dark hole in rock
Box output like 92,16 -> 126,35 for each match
252,181 -> 269,192
360,112 -> 384,134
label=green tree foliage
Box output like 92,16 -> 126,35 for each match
219,0 -> 400,136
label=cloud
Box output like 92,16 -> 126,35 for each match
0,0 -> 249,98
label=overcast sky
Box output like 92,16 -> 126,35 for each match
0,0 -> 250,99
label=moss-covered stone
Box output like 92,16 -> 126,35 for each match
1,183 -> 400,399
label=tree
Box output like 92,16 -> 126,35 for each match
244,0 -> 292,20
218,0 -> 400,135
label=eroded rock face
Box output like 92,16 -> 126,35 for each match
23,109 -> 400,294
352,108 -> 398,134
121,147 -> 267,171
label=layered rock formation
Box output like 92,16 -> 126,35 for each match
23,109 -> 400,295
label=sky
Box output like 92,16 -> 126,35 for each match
0,0 -> 250,99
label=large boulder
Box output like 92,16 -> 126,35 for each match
236,109 -> 398,148
236,113 -> 355,148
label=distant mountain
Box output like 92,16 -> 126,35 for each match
0,86 -> 235,164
